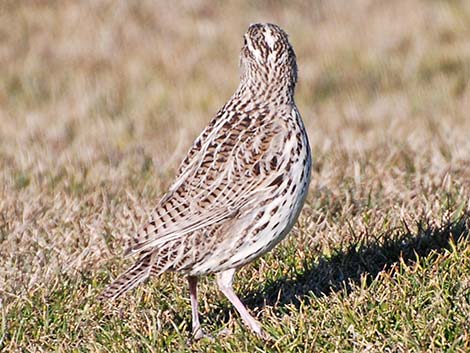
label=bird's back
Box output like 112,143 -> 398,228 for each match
100,22 -> 312,301
127,97 -> 310,272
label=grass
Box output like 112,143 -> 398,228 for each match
1,0 -> 470,352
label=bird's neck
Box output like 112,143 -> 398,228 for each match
236,72 -> 295,106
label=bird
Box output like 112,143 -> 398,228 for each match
100,23 -> 312,340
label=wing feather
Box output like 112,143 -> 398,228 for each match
127,112 -> 288,255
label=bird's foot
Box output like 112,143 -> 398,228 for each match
256,328 -> 272,341
248,322 -> 272,341
190,327 -> 214,342
217,328 -> 232,337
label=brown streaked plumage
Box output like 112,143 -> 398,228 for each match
100,23 -> 312,340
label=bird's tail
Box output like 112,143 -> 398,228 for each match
99,253 -> 154,301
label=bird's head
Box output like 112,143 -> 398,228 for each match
240,23 -> 297,89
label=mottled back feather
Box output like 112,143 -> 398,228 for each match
101,23 -> 311,301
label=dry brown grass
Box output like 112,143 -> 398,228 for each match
1,0 -> 470,352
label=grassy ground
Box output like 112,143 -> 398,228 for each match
1,0 -> 470,352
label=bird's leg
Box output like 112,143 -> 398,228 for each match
187,276 -> 206,340
216,269 -> 269,339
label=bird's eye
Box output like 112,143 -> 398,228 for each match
244,37 -> 248,46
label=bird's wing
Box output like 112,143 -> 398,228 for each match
125,205 -> 239,255
126,109 -> 292,256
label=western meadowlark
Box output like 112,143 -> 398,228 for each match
101,23 -> 312,340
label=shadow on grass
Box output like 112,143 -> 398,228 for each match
95,212 -> 470,335
240,212 -> 470,311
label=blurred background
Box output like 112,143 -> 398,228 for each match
1,0 -> 470,311
2,1 -> 470,351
